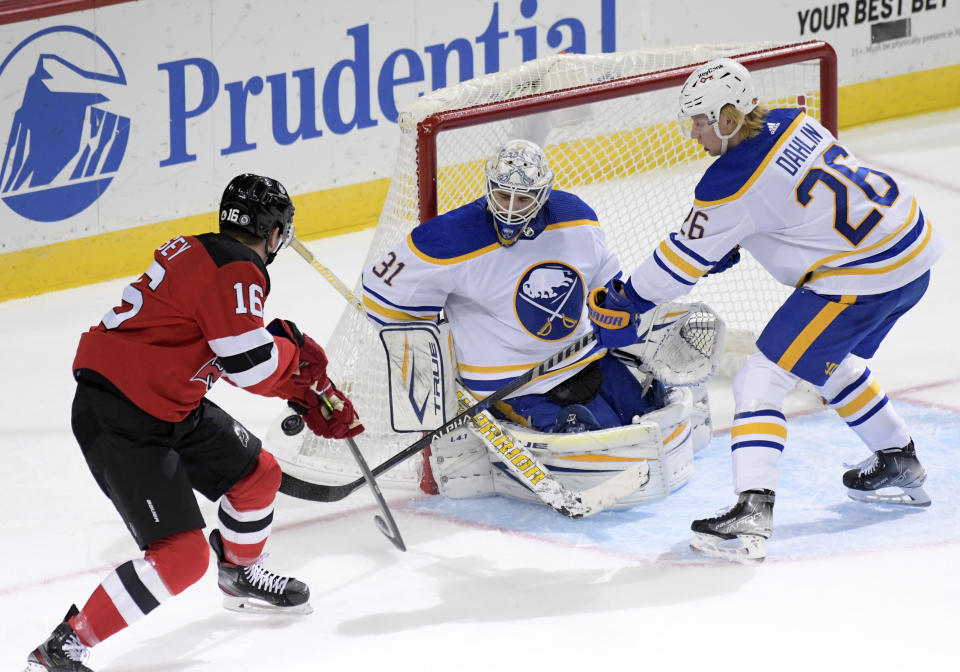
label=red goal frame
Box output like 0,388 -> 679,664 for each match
415,40 -> 838,225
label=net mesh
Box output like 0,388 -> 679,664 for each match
281,43 -> 829,489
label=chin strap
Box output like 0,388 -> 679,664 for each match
715,120 -> 744,155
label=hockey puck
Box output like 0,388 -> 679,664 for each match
281,414 -> 305,436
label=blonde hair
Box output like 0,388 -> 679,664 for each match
721,103 -> 769,139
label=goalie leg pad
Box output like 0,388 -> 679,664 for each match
428,429 -> 495,499
492,386 -> 696,508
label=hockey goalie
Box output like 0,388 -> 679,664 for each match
351,140 -> 725,511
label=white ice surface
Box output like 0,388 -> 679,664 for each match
1,109 -> 958,671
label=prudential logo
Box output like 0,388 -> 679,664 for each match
0,26 -> 129,222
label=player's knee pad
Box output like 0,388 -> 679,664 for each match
145,528 -> 209,595
733,352 -> 800,412
815,353 -> 867,400
227,449 -> 281,511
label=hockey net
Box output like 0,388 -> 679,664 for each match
275,41 -> 837,491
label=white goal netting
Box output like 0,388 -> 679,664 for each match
276,42 -> 835,491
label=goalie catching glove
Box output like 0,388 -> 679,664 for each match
288,387 -> 364,440
587,277 -> 655,349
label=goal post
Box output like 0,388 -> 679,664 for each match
271,40 -> 838,493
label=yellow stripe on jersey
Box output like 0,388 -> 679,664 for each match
544,219 -> 600,231
362,294 -> 437,322
658,240 -> 709,279
406,234 -> 501,266
694,113 -> 808,207
835,380 -> 884,418
731,422 -> 788,439
806,217 -> 934,284
777,295 -> 855,370
529,350 -> 606,386
797,198 -> 919,286
458,361 -> 540,373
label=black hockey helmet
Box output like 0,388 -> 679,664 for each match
219,174 -> 295,260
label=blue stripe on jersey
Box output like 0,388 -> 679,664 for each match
839,212 -> 925,268
365,313 -> 388,327
460,376 -> 512,392
668,232 -> 714,266
695,108 -> 804,203
829,369 -> 871,405
653,251 -> 696,285
362,283 -> 443,313
733,409 -> 787,421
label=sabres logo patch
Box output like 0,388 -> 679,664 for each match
514,261 -> 584,341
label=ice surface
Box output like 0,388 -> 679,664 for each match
1,109 -> 957,672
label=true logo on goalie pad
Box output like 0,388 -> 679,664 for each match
514,262 -> 584,341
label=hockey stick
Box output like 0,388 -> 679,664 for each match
280,239 -> 642,516
319,393 -> 405,551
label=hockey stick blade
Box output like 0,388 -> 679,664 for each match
567,461 -> 651,518
343,435 -> 406,551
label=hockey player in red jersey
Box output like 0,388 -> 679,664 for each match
25,174 -> 362,672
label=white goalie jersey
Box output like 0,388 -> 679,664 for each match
361,191 -> 619,399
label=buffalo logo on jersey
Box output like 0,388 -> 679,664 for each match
0,27 -> 130,222
514,262 -> 584,340
191,357 -> 225,390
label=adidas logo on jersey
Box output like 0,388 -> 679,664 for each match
767,122 -> 780,134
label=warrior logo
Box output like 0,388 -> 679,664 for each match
233,422 -> 250,448
514,261 -> 584,341
0,26 -> 130,222
191,357 -> 225,390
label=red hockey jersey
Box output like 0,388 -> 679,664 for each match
74,233 -> 299,422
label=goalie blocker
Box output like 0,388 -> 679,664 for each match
377,322 -> 712,508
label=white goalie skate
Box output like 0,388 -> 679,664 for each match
689,489 -> 774,563
842,441 -> 931,507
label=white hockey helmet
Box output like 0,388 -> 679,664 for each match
484,139 -> 554,246
677,58 -> 758,154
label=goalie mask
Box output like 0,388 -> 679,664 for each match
484,140 -> 554,247
220,173 -> 295,264
677,58 -> 758,155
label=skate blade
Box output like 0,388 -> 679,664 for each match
223,595 -> 314,615
690,533 -> 766,563
847,485 -> 931,507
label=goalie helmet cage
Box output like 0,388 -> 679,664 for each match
283,40 -> 837,492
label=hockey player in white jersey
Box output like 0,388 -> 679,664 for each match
362,140 -> 712,508
588,58 -> 944,561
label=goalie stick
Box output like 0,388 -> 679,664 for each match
279,238 -> 645,517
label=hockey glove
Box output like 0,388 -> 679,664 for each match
266,318 -> 330,390
587,277 -> 655,349
289,387 -> 364,440
705,246 -> 740,276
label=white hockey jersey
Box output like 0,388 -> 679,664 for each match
629,108 -> 944,303
361,191 -> 620,398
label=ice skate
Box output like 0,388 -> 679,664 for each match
209,529 -> 312,615
689,489 -> 774,562
25,605 -> 93,672
843,440 -> 931,507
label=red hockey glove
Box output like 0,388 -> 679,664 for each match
289,387 -> 364,440
266,318 -> 330,390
